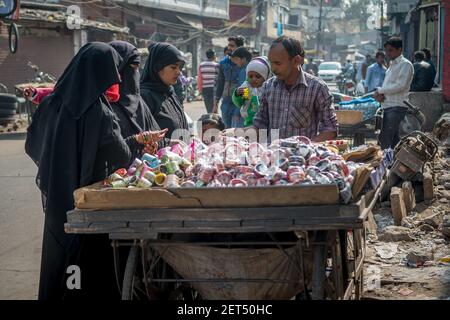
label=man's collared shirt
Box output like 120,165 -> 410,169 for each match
253,70 -> 337,140
377,55 -> 414,109
365,62 -> 386,92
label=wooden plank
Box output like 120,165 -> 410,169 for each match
74,183 -> 340,210
241,219 -> 294,227
65,222 -> 365,235
169,184 -> 340,208
183,220 -> 242,228
67,204 -> 361,224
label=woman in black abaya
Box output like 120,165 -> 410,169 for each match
25,42 -> 165,300
109,40 -> 167,158
140,42 -> 190,143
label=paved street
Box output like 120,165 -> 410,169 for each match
0,134 -> 43,300
0,100 -> 206,300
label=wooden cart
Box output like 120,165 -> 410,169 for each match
65,180 -> 384,300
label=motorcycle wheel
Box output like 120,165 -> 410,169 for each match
8,22 -> 19,54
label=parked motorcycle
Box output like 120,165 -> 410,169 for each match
185,76 -> 199,103
27,61 -> 57,83
336,74 -> 356,96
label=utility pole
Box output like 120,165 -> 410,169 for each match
380,0 -> 384,48
255,0 -> 263,52
316,0 -> 323,59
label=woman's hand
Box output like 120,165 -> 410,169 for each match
143,142 -> 158,155
135,128 -> 168,145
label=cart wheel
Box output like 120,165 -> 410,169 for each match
8,22 -> 19,54
122,245 -> 139,300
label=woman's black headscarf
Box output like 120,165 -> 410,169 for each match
25,42 -> 129,299
140,42 -> 190,142
140,42 -> 186,94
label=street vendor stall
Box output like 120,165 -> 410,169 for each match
65,136 -> 391,300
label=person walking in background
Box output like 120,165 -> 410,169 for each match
198,49 -> 219,113
365,51 -> 387,93
374,37 -> 414,149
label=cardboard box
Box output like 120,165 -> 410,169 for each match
336,110 -> 363,125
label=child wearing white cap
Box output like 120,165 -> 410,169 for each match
232,56 -> 272,126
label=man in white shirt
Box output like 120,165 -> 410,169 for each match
373,37 -> 414,149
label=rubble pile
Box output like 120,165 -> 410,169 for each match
364,148 -> 450,300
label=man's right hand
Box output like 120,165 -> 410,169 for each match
212,100 -> 219,114
236,88 -> 245,96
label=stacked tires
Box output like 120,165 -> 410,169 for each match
0,94 -> 18,125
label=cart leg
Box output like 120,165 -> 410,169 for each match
353,133 -> 365,146
122,245 -> 139,300
312,231 -> 328,300
330,231 -> 344,299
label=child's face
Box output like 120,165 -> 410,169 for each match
247,71 -> 265,88
231,56 -> 246,68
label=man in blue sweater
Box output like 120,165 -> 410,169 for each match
213,35 -> 246,128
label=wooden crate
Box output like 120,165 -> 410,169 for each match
336,110 -> 363,125
74,182 -> 340,210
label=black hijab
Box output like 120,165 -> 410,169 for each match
140,42 -> 186,94
140,42 -> 189,142
25,42 -> 128,299
109,40 -> 160,133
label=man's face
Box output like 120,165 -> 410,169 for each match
376,55 -> 385,65
228,40 -> 238,53
268,43 -> 298,81
231,56 -> 246,68
384,44 -> 402,60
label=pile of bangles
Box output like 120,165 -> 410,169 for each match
104,136 -> 364,204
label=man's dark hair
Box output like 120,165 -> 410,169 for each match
223,46 -> 229,54
384,37 -> 403,49
421,47 -> 431,60
270,36 -> 305,58
199,113 -> 225,131
414,51 -> 426,62
229,47 -> 252,62
375,51 -> 385,59
206,49 -> 215,60
228,35 -> 245,47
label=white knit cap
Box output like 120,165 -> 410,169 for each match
246,56 -> 272,80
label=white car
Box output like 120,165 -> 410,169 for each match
318,62 -> 342,83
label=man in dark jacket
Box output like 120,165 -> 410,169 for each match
410,51 -> 435,92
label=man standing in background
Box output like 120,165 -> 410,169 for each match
410,51 -> 435,92
198,49 -> 219,113
213,35 -> 246,128
365,51 -> 387,93
374,37 -> 414,149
